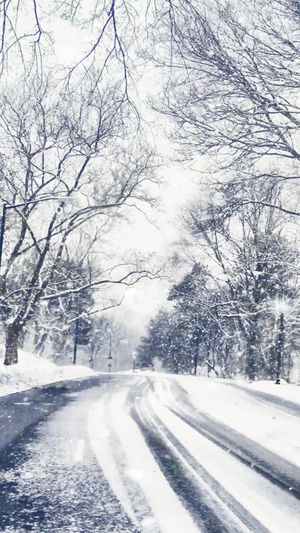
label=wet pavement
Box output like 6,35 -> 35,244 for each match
0,376 -> 141,533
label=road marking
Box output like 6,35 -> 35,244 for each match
110,388 -> 201,533
88,395 -> 138,525
73,439 -> 85,463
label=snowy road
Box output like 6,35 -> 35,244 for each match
0,374 -> 300,532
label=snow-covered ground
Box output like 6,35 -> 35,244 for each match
1,348 -> 300,405
0,348 -> 98,396
133,368 -> 300,404
236,377 -> 300,404
159,374 -> 300,466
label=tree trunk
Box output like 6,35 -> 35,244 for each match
35,332 -> 48,357
89,353 -> 95,369
175,358 -> 179,374
246,329 -> 257,382
4,323 -> 21,365
193,333 -> 200,376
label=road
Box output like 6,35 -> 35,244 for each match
0,374 -> 300,532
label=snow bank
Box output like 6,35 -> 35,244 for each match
236,379 -> 300,406
59,364 -> 98,380
151,372 -> 300,406
0,349 -> 98,397
165,375 -> 300,466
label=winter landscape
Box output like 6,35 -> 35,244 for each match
1,0 -> 300,532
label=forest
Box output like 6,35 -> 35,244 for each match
0,1 -> 300,382
137,0 -> 300,381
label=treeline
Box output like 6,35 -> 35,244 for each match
0,1 -> 157,365
138,179 -> 300,381
137,0 -> 300,381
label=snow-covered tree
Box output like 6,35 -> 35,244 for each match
152,1 -> 300,195
0,9 -> 157,365
168,264 -> 224,376
185,180 -> 300,380
137,309 -> 193,374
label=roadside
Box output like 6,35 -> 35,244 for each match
0,348 -> 100,397
157,375 -> 300,468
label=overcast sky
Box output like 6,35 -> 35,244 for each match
103,161 -> 199,335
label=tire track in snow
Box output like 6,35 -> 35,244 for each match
225,383 -> 300,418
103,389 -> 157,529
88,379 -> 200,533
144,378 -> 300,532
88,392 -> 144,529
161,378 -> 300,499
131,381 -> 265,533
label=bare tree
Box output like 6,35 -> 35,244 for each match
0,69 -> 157,365
149,0 -> 300,214
184,178 -> 300,379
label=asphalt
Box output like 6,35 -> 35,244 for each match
0,375 -> 141,533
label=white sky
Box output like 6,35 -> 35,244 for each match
105,162 -> 199,336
